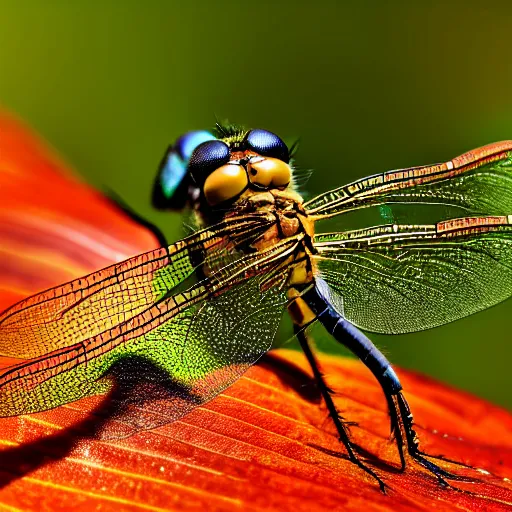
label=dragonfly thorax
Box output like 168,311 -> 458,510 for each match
241,189 -> 316,291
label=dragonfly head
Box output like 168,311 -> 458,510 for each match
153,126 -> 297,223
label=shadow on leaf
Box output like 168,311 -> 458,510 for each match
0,355 -> 201,488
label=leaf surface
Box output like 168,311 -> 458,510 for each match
0,111 -> 510,511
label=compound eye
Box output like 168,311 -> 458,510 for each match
203,164 -> 248,206
152,130 -> 216,210
247,157 -> 291,189
189,140 -> 230,184
244,129 -> 289,163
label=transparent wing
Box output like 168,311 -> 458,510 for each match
313,215 -> 512,334
305,142 -> 512,218
99,273 -> 287,438
0,213 -> 299,426
0,214 -> 271,359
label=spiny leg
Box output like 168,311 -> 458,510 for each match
301,279 -> 475,487
294,325 -> 387,492
387,390 -> 476,484
329,322 -> 472,485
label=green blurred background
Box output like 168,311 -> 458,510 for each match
0,1 -> 511,408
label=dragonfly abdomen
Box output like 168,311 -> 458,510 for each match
301,279 -> 402,395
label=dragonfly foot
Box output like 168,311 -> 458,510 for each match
390,391 -> 477,485
347,450 -> 388,493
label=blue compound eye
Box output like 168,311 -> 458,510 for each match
243,129 -> 289,163
153,130 -> 216,210
188,140 -> 230,184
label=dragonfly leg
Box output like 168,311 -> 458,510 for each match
294,325 -> 387,493
387,390 -> 476,483
301,279 -> 473,487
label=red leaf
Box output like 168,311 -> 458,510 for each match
0,112 -> 511,511
0,111 -> 157,310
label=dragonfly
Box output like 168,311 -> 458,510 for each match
1,124 -> 512,492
